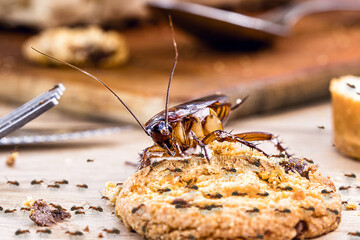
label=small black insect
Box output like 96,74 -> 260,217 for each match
246,208 -> 260,213
132,203 -> 145,214
88,206 -> 103,212
157,188 -> 171,193
256,192 -> 269,197
47,184 -> 60,188
70,205 -> 84,211
300,206 -> 315,211
75,210 -> 85,215
36,229 -> 52,234
15,229 -> 30,235
31,179 -> 44,185
54,179 -> 69,185
205,193 -> 223,199
274,208 -> 291,213
76,184 -> 88,189
348,232 -> 360,236
326,208 -> 339,215
65,231 -> 83,236
232,191 -> 247,196
4,209 -> 17,213
321,189 -> 333,194
102,228 -> 120,234
339,186 -> 351,191
344,173 -> 356,178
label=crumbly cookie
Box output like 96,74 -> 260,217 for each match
110,141 -> 341,240
330,75 -> 360,160
22,26 -> 129,68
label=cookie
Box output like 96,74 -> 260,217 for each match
22,26 -> 129,68
330,75 -> 360,160
107,141 -> 341,240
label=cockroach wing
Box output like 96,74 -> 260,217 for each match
145,94 -> 230,127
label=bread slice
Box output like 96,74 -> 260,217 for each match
106,141 -> 341,240
330,75 -> 360,159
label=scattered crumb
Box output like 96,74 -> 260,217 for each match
98,232 -> 103,238
104,182 -> 123,204
345,203 -> 357,211
23,196 -> 35,207
83,225 -> 90,232
29,199 -> 71,226
6,149 -> 18,167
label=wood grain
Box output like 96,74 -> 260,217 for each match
0,101 -> 359,239
1,12 -> 360,123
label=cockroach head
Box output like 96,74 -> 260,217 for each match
147,121 -> 173,150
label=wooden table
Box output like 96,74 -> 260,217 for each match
0,101 -> 359,239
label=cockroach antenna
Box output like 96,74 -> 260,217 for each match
164,15 -> 178,129
31,47 -> 149,136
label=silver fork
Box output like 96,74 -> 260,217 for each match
0,84 -> 65,139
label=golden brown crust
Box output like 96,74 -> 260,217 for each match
113,142 -> 341,240
330,76 -> 360,160
22,26 -> 129,68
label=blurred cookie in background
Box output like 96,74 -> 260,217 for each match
22,26 -> 129,68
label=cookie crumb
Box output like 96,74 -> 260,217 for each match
6,148 -> 18,167
345,203 -> 357,211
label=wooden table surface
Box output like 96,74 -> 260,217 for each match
0,101 -> 359,239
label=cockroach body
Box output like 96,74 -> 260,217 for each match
32,17 -> 290,170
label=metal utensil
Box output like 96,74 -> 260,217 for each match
0,84 -> 65,139
148,0 -> 360,47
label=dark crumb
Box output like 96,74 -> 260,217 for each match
295,221 -> 308,238
98,232 -> 104,238
29,199 -> 71,226
83,226 -> 90,232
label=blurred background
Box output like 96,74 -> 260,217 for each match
0,0 -> 360,125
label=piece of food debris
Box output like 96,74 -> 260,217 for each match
28,199 -> 71,226
345,202 -> 357,211
6,149 -> 18,167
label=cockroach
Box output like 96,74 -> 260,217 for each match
15,229 -> 30,235
76,184 -> 88,189
54,179 -> 69,185
31,179 -> 44,185
246,208 -> 260,213
326,208 -> 339,215
348,232 -> 360,236
344,173 -> 356,178
157,187 -> 171,193
232,191 -> 247,196
256,192 -> 269,197
339,186 -> 351,191
88,206 -> 103,212
300,206 -> 315,211
20,207 -> 31,211
75,210 -> 85,215
36,229 -> 52,234
132,203 -> 145,214
70,206 -> 84,211
274,208 -> 291,213
4,208 -> 17,213
102,228 -> 120,234
65,230 -> 83,236
32,17 -> 290,170
47,184 -> 60,188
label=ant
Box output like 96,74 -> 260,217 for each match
196,204 -> 223,210
232,191 -> 247,196
65,230 -> 83,236
15,229 -> 30,235
101,196 -> 109,200
274,208 -> 291,213
157,187 -> 171,193
88,206 -> 103,212
0,206 -> 3,211
205,193 -> 223,199
49,203 -> 66,211
246,208 -> 260,213
356,186 -> 360,189
36,229 -> 52,234
317,125 -> 325,129
326,208 -> 339,215
19,207 -> 31,211
280,186 -> 293,191
339,186 -> 352,191
54,179 -> 69,185
346,82 -> 356,88
321,189 -> 333,194
344,173 -> 356,178
348,232 -> 360,237
47,184 -> 60,188
87,159 -> 94,162
5,177 -> 19,186
256,192 -> 269,197
4,208 -> 17,213
75,210 -> 86,215
165,167 -> 182,173
31,179 -> 44,185
76,184 -> 88,189
132,204 -> 145,214
186,185 -> 198,190
300,206 -> 315,211
222,167 -> 237,173
70,206 -> 84,211
102,228 -> 120,234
